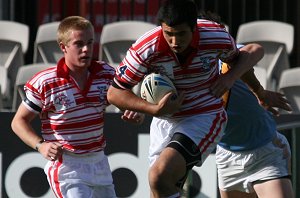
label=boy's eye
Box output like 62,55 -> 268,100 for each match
75,42 -> 84,48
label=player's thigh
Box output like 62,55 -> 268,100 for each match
219,189 -> 257,198
253,178 -> 294,198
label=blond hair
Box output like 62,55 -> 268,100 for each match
57,16 -> 94,45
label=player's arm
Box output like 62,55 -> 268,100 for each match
241,69 -> 292,115
224,43 -> 265,94
211,43 -> 264,97
107,81 -> 183,117
11,104 -> 42,150
11,103 -> 62,160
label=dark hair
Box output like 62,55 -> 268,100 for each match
157,0 -> 198,31
198,11 -> 223,24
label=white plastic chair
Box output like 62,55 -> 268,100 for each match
99,21 -> 156,112
0,20 -> 29,101
33,21 -> 63,64
99,20 -> 157,68
253,66 -> 267,89
236,20 -> 294,90
0,67 -> 9,110
12,63 -> 53,111
278,67 -> 300,114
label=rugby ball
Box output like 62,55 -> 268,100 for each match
140,73 -> 177,104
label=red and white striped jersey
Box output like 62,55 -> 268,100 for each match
114,19 -> 239,118
23,58 -> 115,154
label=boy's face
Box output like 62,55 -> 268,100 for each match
61,27 -> 94,69
161,22 -> 193,54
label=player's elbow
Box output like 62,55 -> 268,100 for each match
241,43 -> 265,62
107,85 -> 116,105
252,43 -> 264,60
11,114 -> 21,136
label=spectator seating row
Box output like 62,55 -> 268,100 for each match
236,20 -> 294,91
0,20 -> 63,110
1,19 -> 299,114
235,20 -> 299,113
0,20 -> 29,107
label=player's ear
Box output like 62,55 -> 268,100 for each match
59,42 -> 67,53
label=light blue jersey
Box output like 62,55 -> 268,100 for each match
218,79 -> 277,151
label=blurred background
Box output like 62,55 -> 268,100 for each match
0,0 -> 299,198
0,0 -> 299,67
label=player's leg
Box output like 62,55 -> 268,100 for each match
252,132 -> 294,198
149,146 -> 186,198
252,132 -> 293,198
149,132 -> 203,198
148,112 -> 226,198
253,178 -> 294,198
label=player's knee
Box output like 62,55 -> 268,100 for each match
149,164 -> 171,191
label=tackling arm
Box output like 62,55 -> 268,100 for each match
107,84 -> 183,117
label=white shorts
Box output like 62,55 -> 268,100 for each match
216,132 -> 291,193
149,110 -> 227,167
44,151 -> 117,198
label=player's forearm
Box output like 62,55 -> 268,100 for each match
228,43 -> 264,80
240,68 -> 264,93
11,114 -> 42,150
11,105 -> 43,150
107,85 -> 157,115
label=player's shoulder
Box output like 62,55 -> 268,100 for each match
30,65 -> 57,82
197,18 -> 226,31
132,26 -> 161,50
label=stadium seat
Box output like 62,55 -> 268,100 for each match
99,20 -> 157,68
236,20 -> 294,90
0,20 -> 29,104
0,67 -> 9,110
12,63 -> 54,111
99,21 -> 156,112
278,67 -> 300,114
253,66 -> 267,89
33,21 -> 63,64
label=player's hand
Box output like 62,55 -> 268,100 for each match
155,91 -> 184,117
255,88 -> 292,116
121,110 -> 145,125
38,141 -> 63,161
210,72 -> 236,98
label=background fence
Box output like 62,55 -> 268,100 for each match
0,0 -> 299,69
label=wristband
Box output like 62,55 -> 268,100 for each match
35,140 -> 44,151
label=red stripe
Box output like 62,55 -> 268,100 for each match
201,111 -> 227,153
63,136 -> 106,151
47,163 -> 54,195
47,160 -> 63,198
198,43 -> 233,50
198,112 -> 220,149
133,29 -> 159,50
43,117 -> 102,130
198,111 -> 227,154
53,159 -> 63,198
